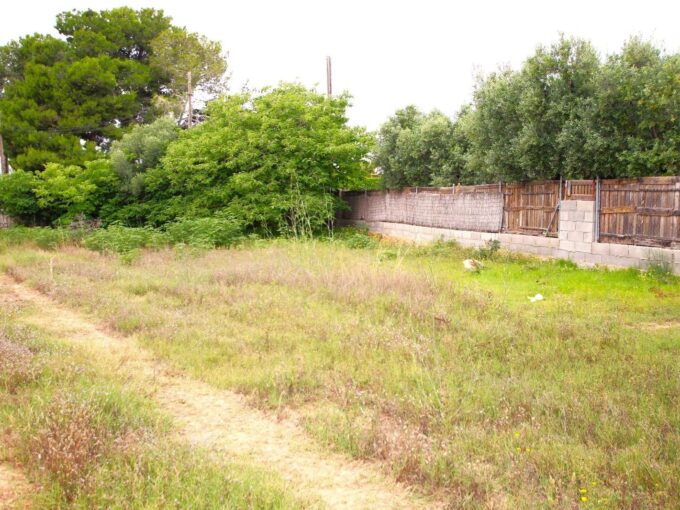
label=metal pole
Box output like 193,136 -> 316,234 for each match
187,71 -> 193,128
0,135 -> 7,175
326,57 -> 332,97
595,177 -> 601,243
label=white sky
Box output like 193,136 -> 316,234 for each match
2,0 -> 680,130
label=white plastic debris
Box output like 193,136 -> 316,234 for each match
528,293 -> 544,303
463,259 -> 483,271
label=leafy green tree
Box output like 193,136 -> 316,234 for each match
374,106 -> 469,187
138,84 -> 372,234
0,8 -> 226,171
33,160 -> 118,224
466,36 -> 601,182
109,117 -> 179,197
593,38 -> 680,176
0,170 -> 41,222
150,27 -> 228,117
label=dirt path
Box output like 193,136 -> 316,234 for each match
0,277 -> 440,510
0,463 -> 30,509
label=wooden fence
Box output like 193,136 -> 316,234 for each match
598,176 -> 680,248
340,176 -> 679,246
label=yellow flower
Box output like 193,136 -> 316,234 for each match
581,496 -> 588,502
579,488 -> 587,494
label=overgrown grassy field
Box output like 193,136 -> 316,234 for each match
0,296 -> 308,508
0,229 -> 678,508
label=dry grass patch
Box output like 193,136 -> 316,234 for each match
0,237 -> 678,508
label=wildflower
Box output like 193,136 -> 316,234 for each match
581,496 -> 588,502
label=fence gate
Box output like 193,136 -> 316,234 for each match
598,176 -> 680,247
502,181 -> 560,236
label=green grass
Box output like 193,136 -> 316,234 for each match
0,228 -> 678,508
0,304 -> 308,509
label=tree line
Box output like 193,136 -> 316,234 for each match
376,36 -> 680,187
0,11 -> 677,232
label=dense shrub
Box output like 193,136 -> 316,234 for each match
83,226 -> 170,254
141,84 -> 373,234
0,226 -> 84,250
165,215 -> 244,248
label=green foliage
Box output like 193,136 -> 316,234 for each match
377,36 -> 680,186
331,226 -> 379,249
474,239 -> 501,260
0,160 -> 117,225
150,27 -> 228,117
0,8 -> 226,171
82,225 -> 169,254
0,171 -> 41,221
375,106 -> 468,188
109,117 -> 180,197
34,160 -> 118,224
0,226 -> 84,250
165,215 -> 244,248
143,83 -> 373,235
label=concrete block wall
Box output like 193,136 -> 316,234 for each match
339,198 -> 680,274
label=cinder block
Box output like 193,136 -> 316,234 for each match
536,246 -> 554,257
561,201 -> 577,212
602,255 -> 637,268
577,201 -> 596,212
591,243 -> 610,256
468,231 -> 481,240
573,241 -> 592,253
560,220 -> 575,231
609,244 -> 630,258
570,210 -> 585,222
554,249 -> 570,260
576,221 -> 594,234
628,245 -> 651,260
560,240 -> 575,251
674,263 -> 680,275
569,251 -> 588,263
567,231 -> 583,242
582,231 -> 594,243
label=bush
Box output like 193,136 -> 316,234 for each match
83,226 -> 170,254
0,226 -> 84,250
332,227 -> 379,249
475,239 -> 501,260
165,215 -> 244,248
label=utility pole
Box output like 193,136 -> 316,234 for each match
326,56 -> 332,97
187,70 -> 193,129
0,134 -> 7,175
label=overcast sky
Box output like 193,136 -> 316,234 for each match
3,0 -> 680,129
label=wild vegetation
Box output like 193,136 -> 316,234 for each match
0,229 -> 677,508
0,287 -> 308,508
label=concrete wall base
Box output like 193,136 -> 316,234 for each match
339,218 -> 680,275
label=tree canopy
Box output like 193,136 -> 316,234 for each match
0,7 -> 227,171
137,84 -> 372,234
377,36 -> 680,187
